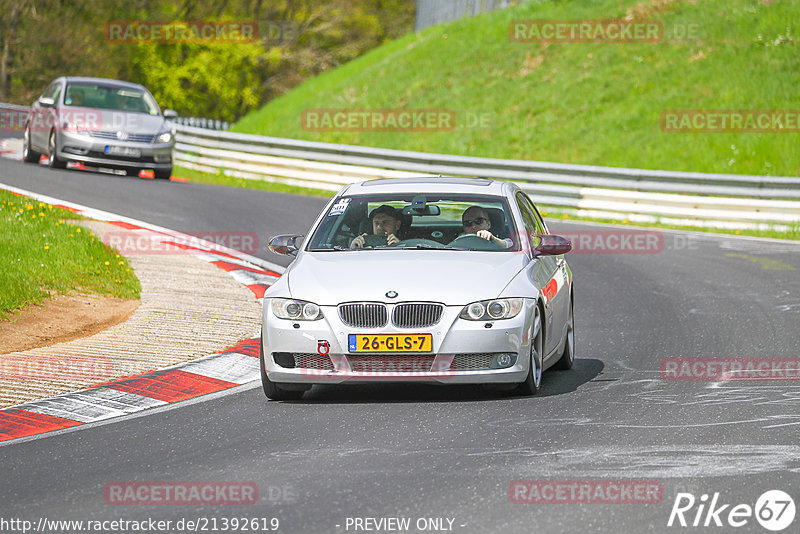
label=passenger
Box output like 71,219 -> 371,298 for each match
350,204 -> 404,248
461,206 -> 512,248
68,89 -> 84,106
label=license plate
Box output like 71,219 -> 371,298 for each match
105,145 -> 141,158
348,334 -> 432,353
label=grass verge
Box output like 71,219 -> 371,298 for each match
0,189 -> 141,320
233,0 -> 799,177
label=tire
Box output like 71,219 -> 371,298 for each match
260,338 -> 304,401
22,125 -> 41,163
47,131 -> 67,169
553,296 -> 575,370
516,305 -> 543,396
154,167 -> 172,180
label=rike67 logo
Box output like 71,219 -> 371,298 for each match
668,490 -> 795,531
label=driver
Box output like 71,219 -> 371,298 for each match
350,204 -> 404,248
67,88 -> 84,106
461,206 -> 512,248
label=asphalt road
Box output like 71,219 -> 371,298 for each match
1,157 -> 799,534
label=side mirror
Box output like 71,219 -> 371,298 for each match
38,97 -> 55,108
267,234 -> 303,256
163,109 -> 178,119
531,234 -> 572,256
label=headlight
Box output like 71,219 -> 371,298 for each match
156,131 -> 173,143
271,298 -> 323,321
459,298 -> 523,321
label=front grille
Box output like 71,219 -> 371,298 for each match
339,303 -> 388,328
392,303 -> 444,328
292,354 -> 334,370
450,353 -> 496,370
89,131 -> 156,143
347,355 -> 435,373
87,150 -> 156,163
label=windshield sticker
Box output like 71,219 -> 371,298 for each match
328,198 -> 350,216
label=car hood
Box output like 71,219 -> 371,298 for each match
285,251 -> 529,305
96,110 -> 166,134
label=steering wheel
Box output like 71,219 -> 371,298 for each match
447,234 -> 502,250
361,234 -> 393,247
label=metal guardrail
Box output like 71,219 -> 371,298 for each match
173,124 -> 800,231
171,116 -> 230,131
0,102 -> 31,139
3,97 -> 798,231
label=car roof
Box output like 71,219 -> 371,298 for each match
340,177 -> 517,197
57,77 -> 146,90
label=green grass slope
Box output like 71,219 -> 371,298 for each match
233,0 -> 799,177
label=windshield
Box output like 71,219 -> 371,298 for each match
64,83 -> 160,115
307,193 -> 520,252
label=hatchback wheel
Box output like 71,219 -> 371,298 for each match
22,125 -> 41,163
47,131 -> 67,169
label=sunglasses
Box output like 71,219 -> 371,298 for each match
462,217 -> 488,227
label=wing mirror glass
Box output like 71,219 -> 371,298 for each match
531,234 -> 572,256
267,234 -> 303,256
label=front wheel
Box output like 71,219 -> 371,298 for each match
553,297 -> 574,370
516,305 -> 543,395
23,125 -> 41,163
47,131 -> 67,169
260,339 -> 304,401
154,167 -> 172,180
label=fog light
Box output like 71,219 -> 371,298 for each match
491,353 -> 517,369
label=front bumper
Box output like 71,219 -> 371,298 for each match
57,131 -> 174,170
261,300 -> 537,385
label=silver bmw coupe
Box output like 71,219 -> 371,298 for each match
261,177 -> 574,399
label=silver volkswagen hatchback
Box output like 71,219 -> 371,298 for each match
261,177 -> 575,400
23,77 -> 176,179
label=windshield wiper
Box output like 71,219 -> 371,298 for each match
309,245 -> 348,251
395,244 -> 469,251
